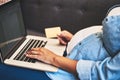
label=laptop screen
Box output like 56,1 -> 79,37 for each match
0,0 -> 26,60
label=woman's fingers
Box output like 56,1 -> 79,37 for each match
25,50 -> 42,60
31,48 -> 41,51
26,53 -> 38,59
26,50 -> 39,55
57,36 -> 67,45
57,30 -> 73,45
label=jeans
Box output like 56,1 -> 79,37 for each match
0,63 -> 51,80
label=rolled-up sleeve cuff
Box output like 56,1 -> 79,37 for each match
76,60 -> 95,80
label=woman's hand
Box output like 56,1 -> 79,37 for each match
25,47 -> 77,74
0,0 -> 10,4
57,30 -> 73,45
25,48 -> 59,65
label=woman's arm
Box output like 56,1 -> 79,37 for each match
76,52 -> 120,80
26,48 -> 77,74
53,55 -> 77,74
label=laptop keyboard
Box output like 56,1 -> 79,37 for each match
14,39 -> 47,63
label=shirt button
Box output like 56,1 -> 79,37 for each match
79,43 -> 81,45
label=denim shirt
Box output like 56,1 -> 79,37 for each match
46,15 -> 120,80
46,33 -> 110,80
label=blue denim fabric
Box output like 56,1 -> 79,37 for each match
67,33 -> 109,61
46,33 -> 109,80
102,15 -> 120,56
0,63 -> 51,80
77,52 -> 120,80
77,15 -> 120,80
47,15 -> 120,80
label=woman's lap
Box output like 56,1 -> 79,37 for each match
0,63 -> 51,80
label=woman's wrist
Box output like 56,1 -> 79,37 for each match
51,55 -> 62,67
51,55 -> 77,74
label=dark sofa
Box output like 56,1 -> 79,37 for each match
0,0 -> 120,80
20,0 -> 120,34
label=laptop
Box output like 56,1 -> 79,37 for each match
0,0 -> 65,72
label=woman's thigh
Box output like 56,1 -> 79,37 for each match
0,63 -> 51,80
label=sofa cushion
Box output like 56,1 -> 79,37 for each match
20,0 -> 120,34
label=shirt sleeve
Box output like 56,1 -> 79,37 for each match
76,52 -> 120,80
